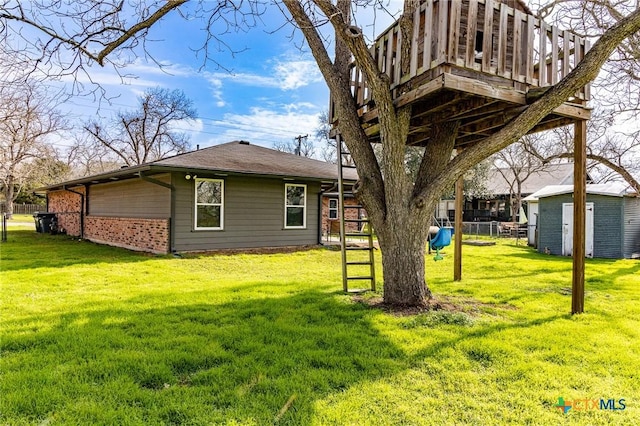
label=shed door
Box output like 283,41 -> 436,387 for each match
562,203 -> 594,258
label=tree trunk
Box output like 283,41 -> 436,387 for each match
3,176 -> 15,219
377,212 -> 432,306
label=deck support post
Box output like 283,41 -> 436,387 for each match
572,120 -> 587,314
454,174 -> 464,281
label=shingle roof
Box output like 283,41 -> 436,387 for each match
42,141 -> 356,190
486,163 -> 586,196
155,141 -> 356,180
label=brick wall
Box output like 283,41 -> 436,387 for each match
84,216 -> 170,254
47,188 -> 85,236
321,196 -> 364,235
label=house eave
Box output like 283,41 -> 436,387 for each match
39,164 -> 354,193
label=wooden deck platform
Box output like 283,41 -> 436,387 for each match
330,0 -> 591,147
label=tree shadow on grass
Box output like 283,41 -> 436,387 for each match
1,290 -> 405,424
0,230 -> 165,272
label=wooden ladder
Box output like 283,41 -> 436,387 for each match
337,136 -> 376,293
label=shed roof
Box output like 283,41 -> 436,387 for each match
43,141 -> 356,191
523,182 -> 633,201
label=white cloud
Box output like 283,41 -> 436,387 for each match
205,57 -> 322,91
274,60 -> 322,90
200,104 -> 324,148
205,76 -> 226,108
125,58 -> 193,77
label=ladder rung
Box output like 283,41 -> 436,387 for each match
343,219 -> 369,223
341,164 -> 357,169
343,205 -> 364,209
345,233 -> 372,237
347,276 -> 374,280
345,246 -> 373,251
346,261 -> 373,265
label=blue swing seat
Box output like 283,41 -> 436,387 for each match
430,227 -> 453,250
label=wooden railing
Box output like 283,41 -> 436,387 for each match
346,0 -> 590,113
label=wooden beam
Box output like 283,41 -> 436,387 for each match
482,0 -> 494,73
465,0 -> 479,68
552,103 -> 591,120
454,173 -> 464,281
443,73 -> 527,104
529,116 -> 575,134
572,120 -> 587,314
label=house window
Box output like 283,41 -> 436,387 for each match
328,199 -> 338,219
195,178 -> 224,230
285,183 -> 306,228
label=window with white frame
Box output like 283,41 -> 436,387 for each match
195,178 -> 224,230
328,198 -> 338,219
284,183 -> 306,228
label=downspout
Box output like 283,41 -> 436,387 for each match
318,191 -> 323,244
138,172 -> 175,252
63,185 -> 85,239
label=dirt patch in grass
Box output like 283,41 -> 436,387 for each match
352,294 -> 516,317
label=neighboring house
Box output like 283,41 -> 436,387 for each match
41,141 -> 357,253
437,163 -> 594,223
524,183 -> 640,259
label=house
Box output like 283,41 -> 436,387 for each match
524,183 -> 640,259
42,141 -> 357,253
436,163 -> 594,224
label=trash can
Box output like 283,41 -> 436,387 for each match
33,212 -> 57,233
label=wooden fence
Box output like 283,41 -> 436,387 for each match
0,203 -> 44,215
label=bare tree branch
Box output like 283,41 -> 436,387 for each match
83,87 -> 196,166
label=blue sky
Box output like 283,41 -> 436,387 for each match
52,2 -> 404,156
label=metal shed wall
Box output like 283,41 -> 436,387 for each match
623,196 -> 640,258
538,193 -> 624,259
172,173 -> 321,251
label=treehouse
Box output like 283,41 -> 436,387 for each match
331,0 -> 592,307
329,0 -> 591,146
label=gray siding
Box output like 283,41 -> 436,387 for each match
538,195 -> 567,256
172,173 -> 321,251
538,194 -> 624,259
623,197 -> 640,258
591,195 -> 624,259
88,174 -> 171,218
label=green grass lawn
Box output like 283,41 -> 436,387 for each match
1,229 -> 639,425
5,214 -> 36,222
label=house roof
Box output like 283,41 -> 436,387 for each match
523,182 -> 633,201
486,163 -> 589,196
42,141 -> 357,191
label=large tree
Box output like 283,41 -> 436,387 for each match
0,82 -> 66,218
2,1 -> 639,306
283,1 -> 640,306
84,87 -> 197,166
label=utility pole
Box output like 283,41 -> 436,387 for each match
294,134 -> 308,156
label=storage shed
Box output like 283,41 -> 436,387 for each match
526,183 -> 640,259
